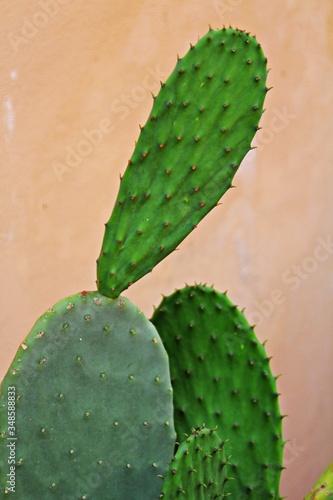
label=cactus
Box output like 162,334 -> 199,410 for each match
0,292 -> 175,498
160,426 -> 229,499
304,462 -> 333,499
151,285 -> 284,498
0,26 -> 287,499
97,26 -> 268,298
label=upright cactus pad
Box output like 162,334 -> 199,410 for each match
151,285 -> 283,498
0,292 -> 175,499
160,426 -> 229,499
97,27 -> 268,298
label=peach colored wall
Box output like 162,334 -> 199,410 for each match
1,1 -> 333,498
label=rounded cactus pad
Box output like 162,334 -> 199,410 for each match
151,285 -> 283,498
97,27 -> 268,298
0,291 -> 175,499
160,426 -> 229,499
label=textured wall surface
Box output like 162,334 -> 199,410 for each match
1,1 -> 333,498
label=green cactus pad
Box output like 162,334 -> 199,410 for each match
97,27 -> 268,298
151,285 -> 283,498
0,291 -> 175,499
160,426 -> 229,499
305,462 -> 333,499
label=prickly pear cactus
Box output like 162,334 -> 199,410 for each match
305,462 -> 333,499
151,285 -> 284,498
1,26 -> 276,500
160,426 -> 229,499
0,292 -> 175,499
97,27 -> 268,298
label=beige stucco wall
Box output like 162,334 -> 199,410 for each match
1,1 -> 333,498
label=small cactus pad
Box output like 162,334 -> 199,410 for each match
151,285 -> 283,498
305,462 -> 333,499
160,426 -> 229,499
97,27 -> 268,298
0,291 -> 175,499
